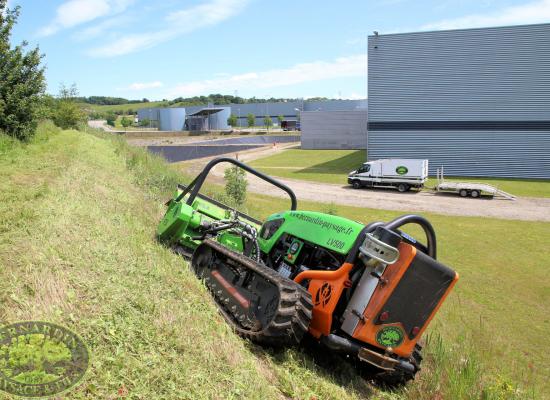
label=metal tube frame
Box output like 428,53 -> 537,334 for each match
175,157 -> 298,211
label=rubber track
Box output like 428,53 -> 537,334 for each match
193,239 -> 313,346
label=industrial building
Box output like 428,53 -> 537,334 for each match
220,99 -> 367,127
137,99 -> 367,132
368,23 -> 550,179
301,110 -> 368,149
137,106 -> 230,131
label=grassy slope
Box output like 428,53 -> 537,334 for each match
1,125 -> 548,398
249,149 -> 550,198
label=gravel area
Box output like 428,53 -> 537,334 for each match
183,147 -> 550,222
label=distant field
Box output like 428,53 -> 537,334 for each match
81,101 -> 169,113
250,149 -> 550,198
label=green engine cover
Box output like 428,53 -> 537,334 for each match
259,211 -> 364,255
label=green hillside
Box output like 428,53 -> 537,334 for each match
81,101 -> 169,114
1,123 -> 546,399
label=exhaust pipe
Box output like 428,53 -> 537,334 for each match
321,333 -> 361,355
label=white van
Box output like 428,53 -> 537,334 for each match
348,159 -> 429,192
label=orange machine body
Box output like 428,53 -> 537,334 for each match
295,242 -> 458,357
294,262 -> 353,338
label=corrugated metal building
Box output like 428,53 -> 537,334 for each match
137,100 -> 367,132
186,99 -> 367,127
158,108 -> 186,131
368,23 -> 550,179
186,107 -> 230,131
301,110 -> 368,149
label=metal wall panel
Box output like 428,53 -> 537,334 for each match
207,107 -> 230,130
301,111 -> 368,150
368,23 -> 550,178
368,130 -> 550,179
159,108 -> 186,131
137,108 -> 159,121
187,100 -> 367,127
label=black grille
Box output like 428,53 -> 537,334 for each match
376,251 -> 456,338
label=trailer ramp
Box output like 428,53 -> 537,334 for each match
435,168 -> 516,200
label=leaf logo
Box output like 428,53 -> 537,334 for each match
396,166 -> 408,175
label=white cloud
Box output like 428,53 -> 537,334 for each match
38,0 -> 134,37
88,0 -> 249,57
420,0 -> 550,31
75,15 -> 133,41
122,81 -> 164,91
166,54 -> 368,97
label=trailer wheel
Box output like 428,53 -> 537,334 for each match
459,189 -> 468,197
471,190 -> 480,198
397,183 -> 409,193
352,181 -> 362,189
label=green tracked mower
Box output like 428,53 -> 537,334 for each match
158,157 -> 458,385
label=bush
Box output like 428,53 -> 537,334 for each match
139,118 -> 151,127
227,114 -> 238,127
247,113 -> 255,128
0,1 -> 46,140
120,116 -> 132,128
35,95 -> 56,121
224,166 -> 248,206
52,101 -> 85,129
51,84 -> 86,130
106,112 -> 117,127
89,111 -> 106,120
263,116 -> 273,130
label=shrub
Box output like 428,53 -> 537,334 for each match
106,112 -> 117,127
51,84 -> 86,130
89,111 -> 106,120
227,114 -> 238,127
224,166 -> 248,206
247,113 -> 255,128
120,116 -> 132,128
263,116 -> 273,130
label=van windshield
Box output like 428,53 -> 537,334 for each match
358,165 -> 370,173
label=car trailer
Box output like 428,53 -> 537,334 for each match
434,168 -> 516,200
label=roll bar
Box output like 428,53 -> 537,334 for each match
175,157 -> 298,211
383,214 -> 437,259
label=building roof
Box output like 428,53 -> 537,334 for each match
188,108 -> 226,116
